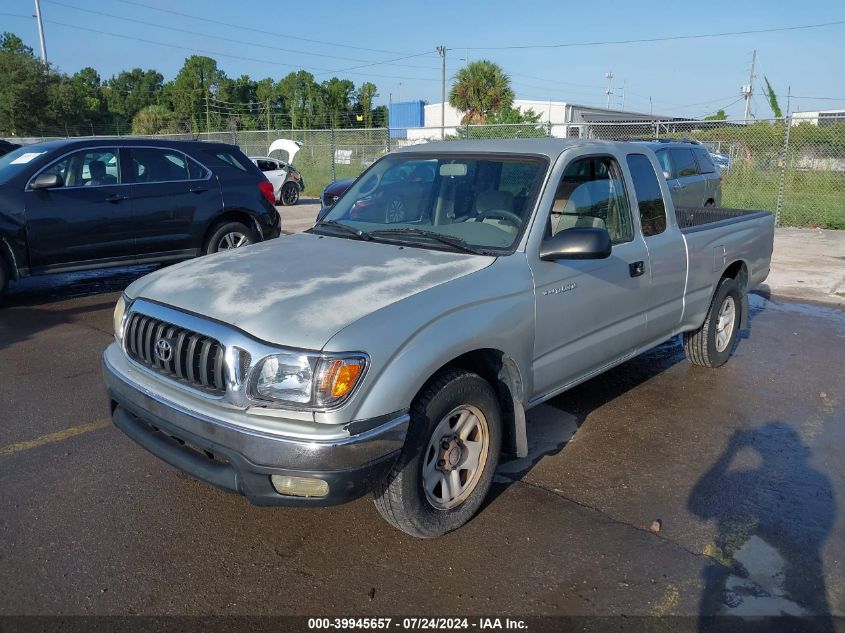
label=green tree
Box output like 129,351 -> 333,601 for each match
322,77 -> 355,127
131,104 -> 175,134
278,70 -> 318,128
167,56 -> 225,133
705,109 -> 728,121
104,68 -> 164,128
355,82 -> 378,128
448,60 -> 514,124
0,32 -> 50,135
764,76 -> 782,118
70,67 -> 107,126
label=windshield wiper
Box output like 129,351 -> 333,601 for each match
313,220 -> 372,241
369,227 -> 487,255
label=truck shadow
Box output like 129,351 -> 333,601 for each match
0,265 -> 158,352
488,290 -> 775,506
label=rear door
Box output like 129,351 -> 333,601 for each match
25,147 -> 135,269
626,152 -> 688,346
128,147 -> 218,256
668,147 -> 705,206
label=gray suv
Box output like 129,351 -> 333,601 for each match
634,140 -> 722,208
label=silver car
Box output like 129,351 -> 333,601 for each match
634,140 -> 722,207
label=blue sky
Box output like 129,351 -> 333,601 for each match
4,0 -> 845,119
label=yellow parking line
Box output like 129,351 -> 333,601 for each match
0,419 -> 111,457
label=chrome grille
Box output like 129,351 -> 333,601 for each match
124,312 -> 226,395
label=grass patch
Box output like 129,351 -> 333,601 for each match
718,166 -> 845,229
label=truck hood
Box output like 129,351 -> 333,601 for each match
125,232 -> 494,350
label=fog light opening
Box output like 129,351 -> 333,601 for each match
270,475 -> 329,498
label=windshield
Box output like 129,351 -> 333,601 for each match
318,153 -> 547,253
0,146 -> 49,185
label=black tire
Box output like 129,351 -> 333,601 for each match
704,199 -> 715,207
373,369 -> 502,538
683,277 -> 742,368
203,221 -> 257,255
280,182 -> 300,206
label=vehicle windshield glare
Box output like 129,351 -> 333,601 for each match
319,154 -> 546,252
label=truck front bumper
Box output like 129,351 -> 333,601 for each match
103,351 -> 407,507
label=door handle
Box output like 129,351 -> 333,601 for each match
189,186 -> 208,193
105,193 -> 128,203
629,261 -> 645,277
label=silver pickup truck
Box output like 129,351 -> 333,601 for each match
103,139 -> 774,538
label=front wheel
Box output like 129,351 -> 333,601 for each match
683,277 -> 742,367
373,369 -> 502,538
204,221 -> 257,255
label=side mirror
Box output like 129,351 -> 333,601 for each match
662,170 -> 672,180
540,227 -> 612,261
30,173 -> 63,190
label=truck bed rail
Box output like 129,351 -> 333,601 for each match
675,207 -> 771,233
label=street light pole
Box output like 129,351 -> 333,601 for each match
437,45 -> 446,139
33,0 -> 47,64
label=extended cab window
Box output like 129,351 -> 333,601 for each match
669,148 -> 698,178
38,148 -> 121,188
626,153 -> 667,237
549,156 -> 633,244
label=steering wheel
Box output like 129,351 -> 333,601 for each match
475,209 -> 523,227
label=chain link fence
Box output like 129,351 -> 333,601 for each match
7,116 -> 844,228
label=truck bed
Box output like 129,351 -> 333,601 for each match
675,206 -> 775,334
675,207 -> 772,233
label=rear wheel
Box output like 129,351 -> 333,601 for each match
280,182 -> 300,206
204,221 -> 256,255
373,369 -> 501,538
683,277 -> 742,367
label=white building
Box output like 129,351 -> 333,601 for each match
405,99 -> 677,141
790,109 -> 845,126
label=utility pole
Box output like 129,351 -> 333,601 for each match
437,45 -> 447,139
33,0 -> 47,64
620,79 -> 626,111
605,71 -> 614,109
742,49 -> 756,123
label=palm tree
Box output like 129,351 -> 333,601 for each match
448,60 -> 514,124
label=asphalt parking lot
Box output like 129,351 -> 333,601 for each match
1,207 -> 843,622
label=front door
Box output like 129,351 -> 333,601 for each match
128,147 -> 216,256
530,154 -> 650,400
25,147 -> 134,270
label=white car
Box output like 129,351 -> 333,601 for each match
249,156 -> 304,206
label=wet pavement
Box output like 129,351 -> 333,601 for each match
0,265 -> 843,623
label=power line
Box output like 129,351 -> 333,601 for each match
456,18 -> 845,50
42,0 -> 440,73
109,0 -> 409,56
0,13 -> 441,84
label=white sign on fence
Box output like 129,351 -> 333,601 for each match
335,149 -> 352,165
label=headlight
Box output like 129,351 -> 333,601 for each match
252,353 -> 367,409
113,294 -> 127,341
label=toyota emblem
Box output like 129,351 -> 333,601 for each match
155,338 -> 173,362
